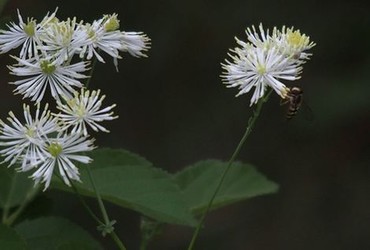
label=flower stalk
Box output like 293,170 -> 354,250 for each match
2,185 -> 40,226
188,88 -> 273,250
85,167 -> 126,250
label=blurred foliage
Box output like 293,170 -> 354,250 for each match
0,223 -> 26,250
0,166 -> 35,209
14,216 -> 103,250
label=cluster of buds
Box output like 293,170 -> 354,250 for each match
221,23 -> 315,106
0,9 -> 150,190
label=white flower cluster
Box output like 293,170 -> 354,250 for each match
0,8 -> 150,103
221,23 -> 315,106
0,9 -> 150,190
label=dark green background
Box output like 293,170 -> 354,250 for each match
0,0 -> 369,249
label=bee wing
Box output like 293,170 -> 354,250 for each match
301,101 -> 315,121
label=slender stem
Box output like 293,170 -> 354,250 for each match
2,173 -> 18,223
69,181 -> 103,225
56,173 -> 103,225
81,56 -> 105,220
62,173 -> 126,250
85,56 -> 98,89
86,167 -> 110,225
86,166 -> 127,250
187,89 -> 273,250
111,231 -> 127,250
80,50 -> 126,249
3,185 -> 40,226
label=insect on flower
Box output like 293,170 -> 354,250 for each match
280,86 -> 313,121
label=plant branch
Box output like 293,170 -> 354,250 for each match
85,166 -> 127,250
187,89 -> 273,250
3,185 -> 40,226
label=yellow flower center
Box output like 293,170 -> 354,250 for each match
40,60 -> 56,74
82,24 -> 97,43
67,98 -> 86,119
48,142 -> 63,157
88,28 -> 96,39
104,14 -> 120,32
23,20 -> 36,37
25,126 -> 36,138
256,64 -> 266,75
58,21 -> 74,46
286,30 -> 309,48
76,105 -> 86,118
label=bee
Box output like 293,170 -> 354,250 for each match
281,87 -> 304,120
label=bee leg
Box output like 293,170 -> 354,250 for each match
280,98 -> 289,106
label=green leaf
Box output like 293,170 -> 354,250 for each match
0,165 -> 36,209
14,216 -> 103,250
52,148 -> 197,227
0,223 -> 27,250
174,160 -> 279,214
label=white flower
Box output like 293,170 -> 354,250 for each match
0,103 -> 58,171
244,23 -> 279,50
0,8 -> 57,59
221,46 -> 302,105
79,14 -> 125,63
120,31 -> 151,58
245,23 -> 315,63
8,56 -> 90,103
221,23 -> 315,105
54,88 -> 118,136
79,14 -> 151,70
39,17 -> 89,65
276,26 -> 316,62
30,133 -> 95,191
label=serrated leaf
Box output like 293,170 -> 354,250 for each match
174,160 -> 279,213
52,148 -> 197,227
0,223 -> 27,250
14,216 -> 103,250
0,165 -> 36,209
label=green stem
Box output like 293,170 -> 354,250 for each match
187,89 -> 273,250
80,50 -> 125,249
56,173 -> 103,226
69,181 -> 103,225
2,172 -> 18,223
84,56 -> 98,89
111,231 -> 127,250
3,185 -> 40,226
86,167 -> 110,225
63,168 -> 126,250
86,167 -> 127,250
